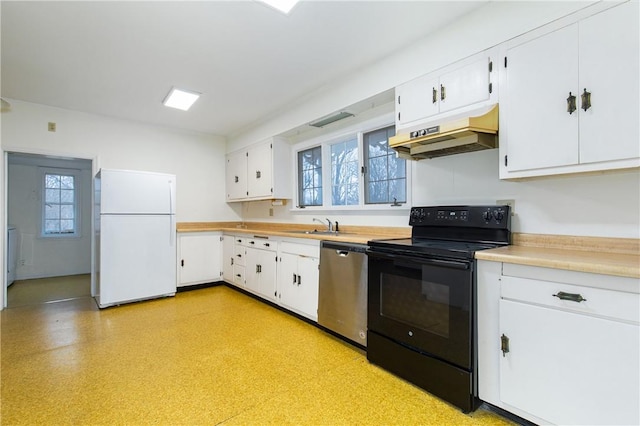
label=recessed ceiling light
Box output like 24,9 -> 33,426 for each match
258,0 -> 299,14
163,88 -> 201,111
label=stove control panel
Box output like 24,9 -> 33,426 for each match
409,205 -> 511,228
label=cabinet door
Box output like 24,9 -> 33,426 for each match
247,142 -> 273,198
396,74 -> 440,127
278,253 -> 299,310
500,299 -> 640,426
244,247 -> 260,294
503,24 -> 579,172
178,233 -> 221,287
257,249 -> 277,301
439,55 -> 491,113
295,256 -> 319,321
226,150 -> 247,200
222,235 -> 234,283
579,1 -> 640,163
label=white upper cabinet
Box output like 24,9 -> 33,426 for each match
500,1 -> 639,179
395,48 -> 497,131
225,137 -> 291,202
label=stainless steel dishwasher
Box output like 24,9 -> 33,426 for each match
318,241 -> 368,347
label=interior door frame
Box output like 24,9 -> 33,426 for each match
2,147 -> 99,309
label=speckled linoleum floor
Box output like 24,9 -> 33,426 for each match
1,284 -> 513,425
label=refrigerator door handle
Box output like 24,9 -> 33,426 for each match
169,180 -> 175,246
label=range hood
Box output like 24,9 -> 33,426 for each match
390,104 -> 498,160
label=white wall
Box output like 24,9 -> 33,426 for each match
1,100 -> 241,222
8,162 -> 92,279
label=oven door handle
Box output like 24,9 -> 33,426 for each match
366,250 -> 470,270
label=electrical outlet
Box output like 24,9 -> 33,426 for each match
497,199 -> 515,216
269,208 -> 274,217
48,122 -> 56,132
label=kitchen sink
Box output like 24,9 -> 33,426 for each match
287,230 -> 346,236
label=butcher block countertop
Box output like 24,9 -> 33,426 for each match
177,222 -> 639,279
475,234 -> 640,279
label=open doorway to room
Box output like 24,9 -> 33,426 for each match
6,153 -> 92,308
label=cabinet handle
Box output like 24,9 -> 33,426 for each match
181,259 -> 184,267
581,88 -> 592,112
234,176 -> 239,183
236,254 -> 242,258
432,87 -> 437,104
256,170 -> 261,179
297,274 -> 301,286
293,273 -> 297,284
553,291 -> 587,303
250,241 -> 255,245
231,258 -> 234,265
264,243 -> 270,247
567,92 -> 577,114
501,334 -> 510,357
440,84 -> 446,101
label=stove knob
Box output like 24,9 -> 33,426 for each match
494,210 -> 504,221
420,129 -> 427,136
482,211 -> 492,222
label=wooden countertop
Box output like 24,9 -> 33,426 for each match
178,222 -> 639,279
177,221 -> 410,244
475,234 -> 640,279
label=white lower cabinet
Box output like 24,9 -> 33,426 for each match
478,261 -> 640,425
177,232 -> 222,287
277,241 -> 320,321
222,234 -> 234,283
245,239 -> 277,302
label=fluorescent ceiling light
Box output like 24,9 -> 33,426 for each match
163,88 -> 200,111
309,111 -> 354,128
258,0 -> 299,14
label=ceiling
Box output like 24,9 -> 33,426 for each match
1,1 -> 487,138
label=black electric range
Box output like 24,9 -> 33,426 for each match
366,205 -> 511,413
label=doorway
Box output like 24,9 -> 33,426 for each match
6,153 -> 92,308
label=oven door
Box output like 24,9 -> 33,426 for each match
367,249 -> 474,369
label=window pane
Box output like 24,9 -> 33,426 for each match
368,156 -> 388,181
60,205 -> 75,219
45,204 -> 60,219
389,178 -> 407,203
45,174 -> 60,189
60,175 -> 74,189
60,220 -> 74,233
45,220 -> 60,234
364,125 -> 406,205
46,188 -> 60,203
297,147 -> 322,206
331,138 -> 359,206
60,189 -> 74,203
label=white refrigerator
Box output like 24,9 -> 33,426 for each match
94,168 -> 176,308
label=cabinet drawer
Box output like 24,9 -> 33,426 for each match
233,245 -> 246,266
280,241 -> 319,258
233,265 -> 245,286
245,238 -> 276,251
501,275 -> 639,324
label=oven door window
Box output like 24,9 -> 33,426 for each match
381,273 -> 451,338
368,253 -> 473,369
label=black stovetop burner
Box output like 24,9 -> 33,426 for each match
368,205 -> 512,259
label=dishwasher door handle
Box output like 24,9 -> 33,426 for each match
337,250 -> 350,257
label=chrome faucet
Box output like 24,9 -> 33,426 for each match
313,217 -> 333,232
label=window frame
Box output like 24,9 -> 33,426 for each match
40,167 -> 81,238
292,112 -> 411,212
